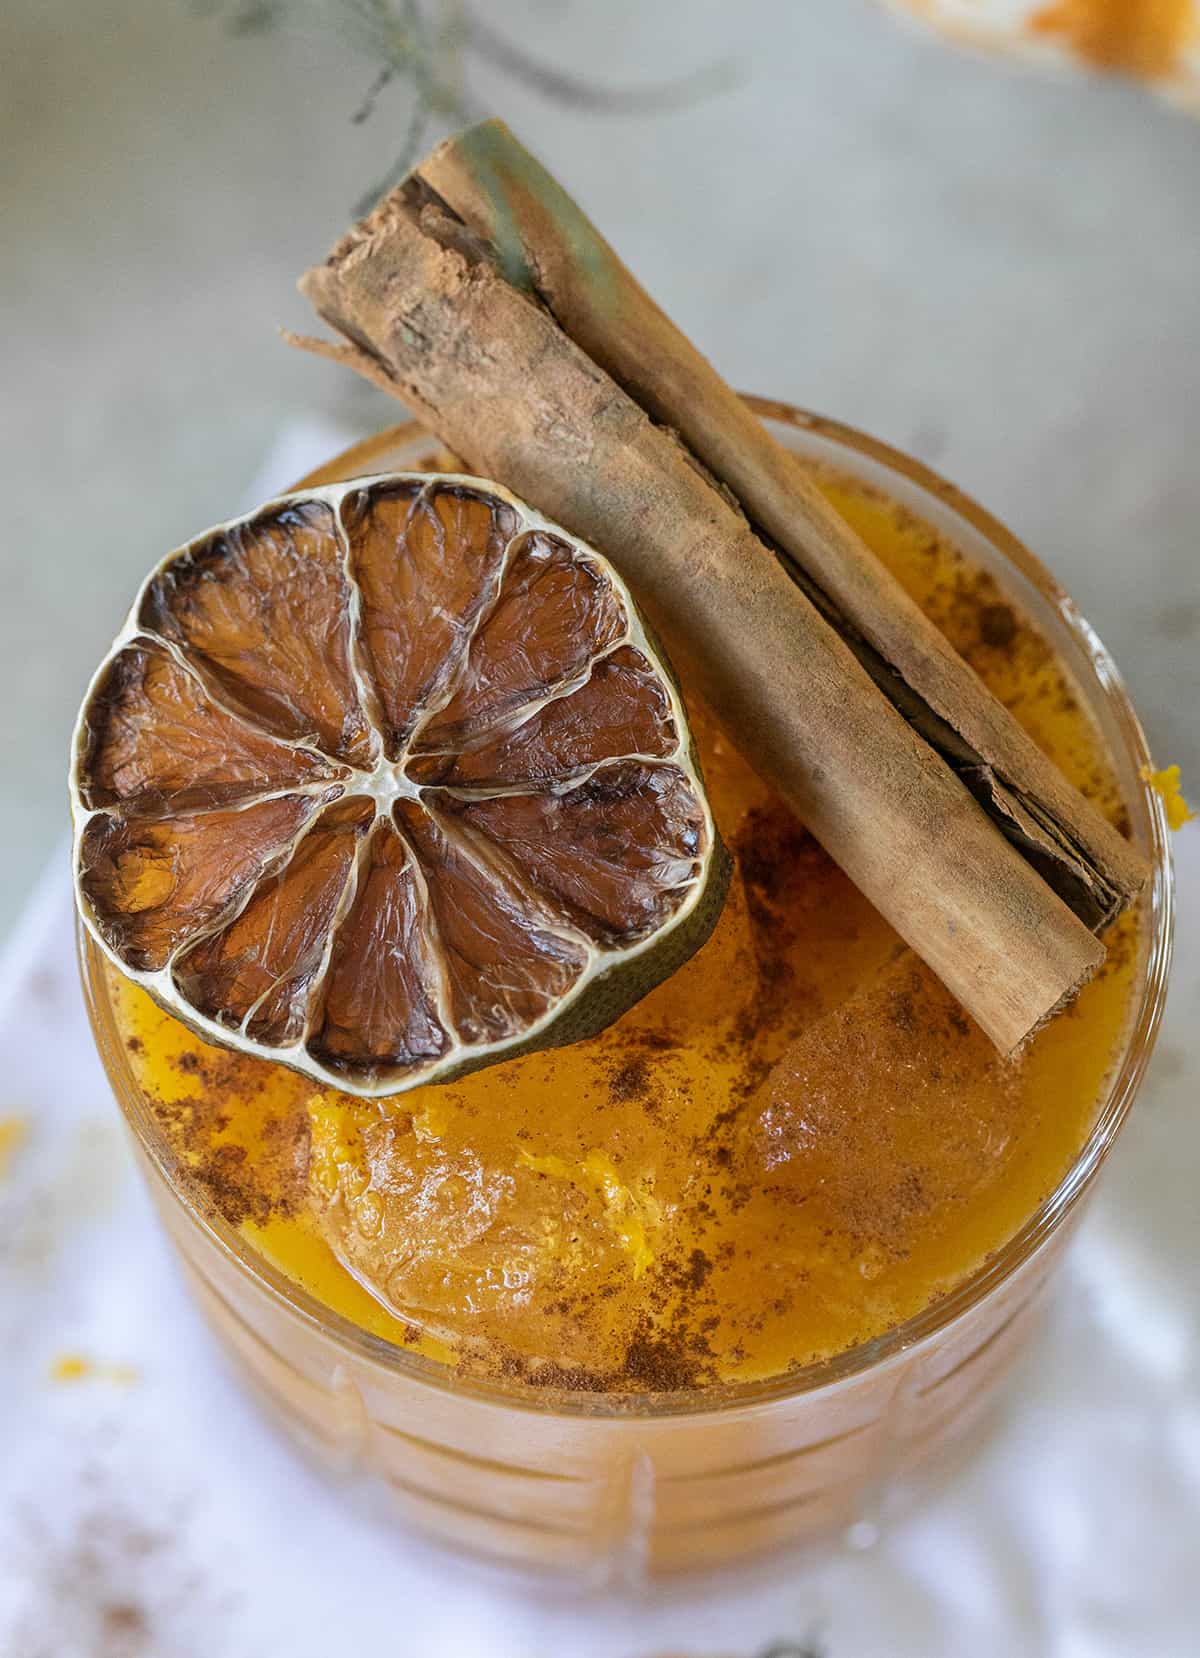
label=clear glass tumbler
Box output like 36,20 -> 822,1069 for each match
79,400 -> 1173,1583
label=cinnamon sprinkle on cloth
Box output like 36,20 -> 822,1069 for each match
49,1354 -> 140,1387
0,1116 -> 27,1180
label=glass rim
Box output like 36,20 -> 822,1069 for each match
84,397 -> 1175,1420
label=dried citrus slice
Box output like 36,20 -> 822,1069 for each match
71,475 -> 728,1096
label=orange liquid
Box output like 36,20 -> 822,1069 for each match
110,470 -> 1141,1391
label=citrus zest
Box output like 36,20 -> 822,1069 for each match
1140,763 -> 1197,831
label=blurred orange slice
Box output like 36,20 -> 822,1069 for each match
71,475 -> 728,1096
884,0 -> 1200,109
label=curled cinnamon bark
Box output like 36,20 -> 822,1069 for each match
291,123 -> 1146,1051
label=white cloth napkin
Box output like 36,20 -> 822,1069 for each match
1,423 -> 1196,1658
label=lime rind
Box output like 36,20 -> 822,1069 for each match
71,472 -> 727,1098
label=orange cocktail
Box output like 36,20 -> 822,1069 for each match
81,405 -> 1170,1578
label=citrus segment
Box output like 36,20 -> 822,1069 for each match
414,530 -> 627,751
395,799 -> 588,1047
343,480 -> 518,757
79,640 -> 340,814
79,793 -> 326,972
440,762 -> 705,945
309,820 -> 449,1078
72,473 -> 727,1096
173,796 -> 374,1046
138,501 -> 374,766
407,646 -> 677,788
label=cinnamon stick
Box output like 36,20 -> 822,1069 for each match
420,120 -> 1148,932
290,137 -> 1129,1053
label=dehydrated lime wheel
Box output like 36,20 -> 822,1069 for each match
71,474 -> 728,1096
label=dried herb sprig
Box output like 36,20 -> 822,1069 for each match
192,0 -> 733,212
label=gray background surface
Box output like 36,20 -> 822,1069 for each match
2,0 -> 1197,939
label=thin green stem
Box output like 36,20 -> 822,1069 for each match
196,0 -> 734,211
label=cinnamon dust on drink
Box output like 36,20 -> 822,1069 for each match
114,473 -> 1146,1390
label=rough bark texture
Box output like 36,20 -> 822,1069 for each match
293,143 -> 1119,1053
420,119 -> 1148,932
